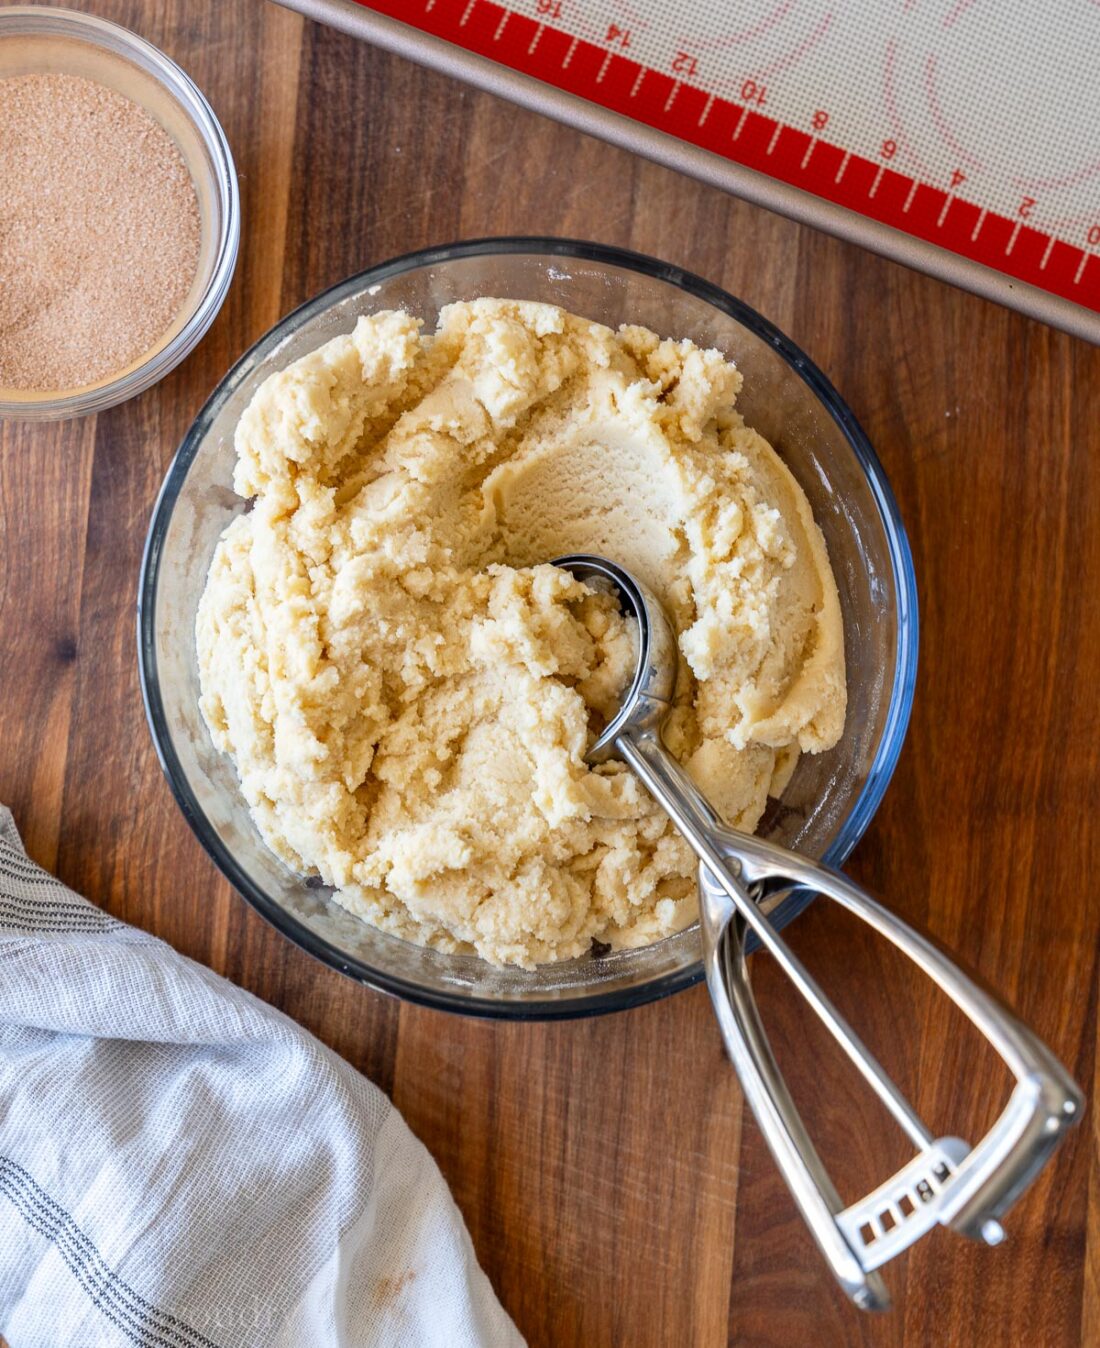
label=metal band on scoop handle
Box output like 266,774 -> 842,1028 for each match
553,554 -> 1083,1312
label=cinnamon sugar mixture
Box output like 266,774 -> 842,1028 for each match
0,72 -> 201,392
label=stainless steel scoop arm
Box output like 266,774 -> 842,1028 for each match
555,552 -> 1083,1311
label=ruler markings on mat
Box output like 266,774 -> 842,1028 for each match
339,0 -> 1100,327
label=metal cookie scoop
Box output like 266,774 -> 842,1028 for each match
555,553 -> 1082,1312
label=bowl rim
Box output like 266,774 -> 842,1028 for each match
0,4 -> 240,420
138,236 -> 919,1020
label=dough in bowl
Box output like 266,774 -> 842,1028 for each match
196,299 -> 845,967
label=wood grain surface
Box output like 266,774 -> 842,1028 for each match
1,2 -> 1097,1344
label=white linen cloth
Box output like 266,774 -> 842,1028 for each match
0,806 -> 522,1348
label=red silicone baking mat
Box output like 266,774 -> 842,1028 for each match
284,0 -> 1100,342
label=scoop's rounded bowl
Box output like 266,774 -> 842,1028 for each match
138,239 -> 918,1019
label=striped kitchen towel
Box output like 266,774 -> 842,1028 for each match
0,806 -> 522,1348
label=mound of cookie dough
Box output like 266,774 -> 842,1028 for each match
196,298 -> 846,967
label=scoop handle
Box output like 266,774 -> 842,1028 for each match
615,728 -> 1083,1310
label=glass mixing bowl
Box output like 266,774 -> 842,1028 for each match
138,239 -> 918,1019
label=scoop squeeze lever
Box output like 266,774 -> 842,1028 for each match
554,552 -> 1082,1312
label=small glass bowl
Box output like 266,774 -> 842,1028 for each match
139,239 -> 919,1019
0,6 -> 239,420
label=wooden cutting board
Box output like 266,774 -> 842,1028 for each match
0,3 -> 1096,1344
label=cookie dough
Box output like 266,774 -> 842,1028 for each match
196,299 -> 846,967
